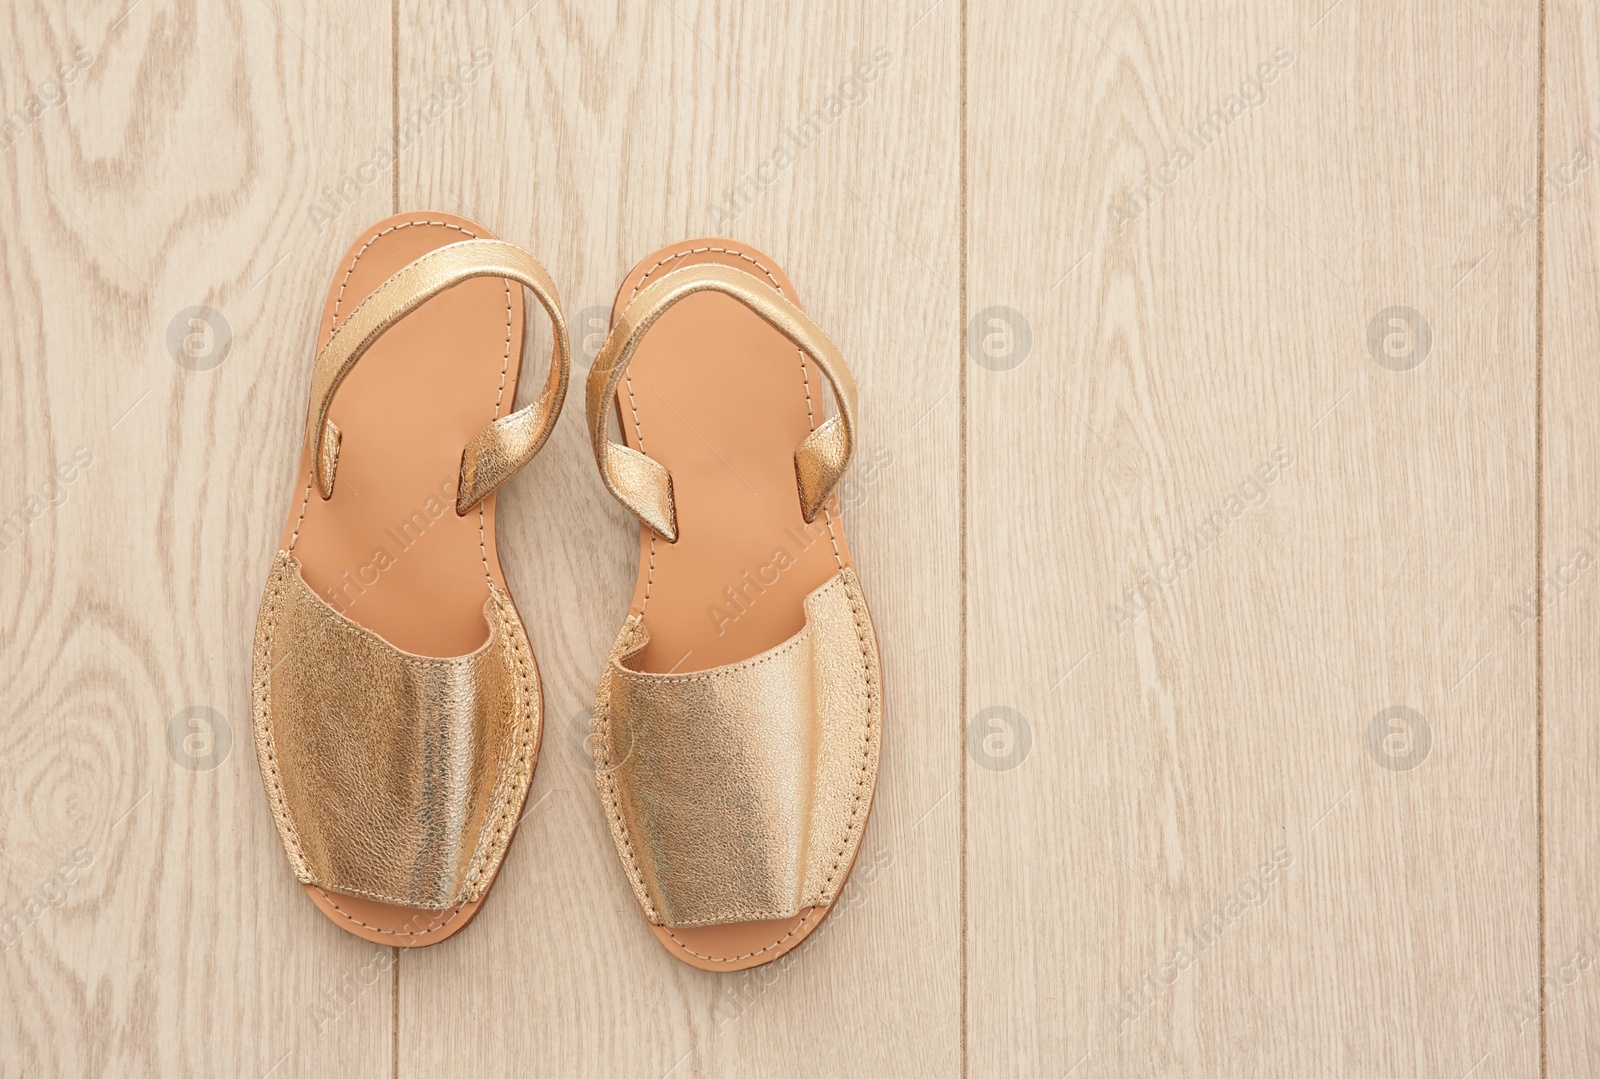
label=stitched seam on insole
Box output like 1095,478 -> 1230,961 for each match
597,710 -> 655,921
817,573 -> 877,897
256,565 -> 309,873
822,506 -> 844,568
664,907 -> 819,963
623,245 -> 785,613
462,593 -> 538,898
477,272 -> 514,585
290,219 -> 484,551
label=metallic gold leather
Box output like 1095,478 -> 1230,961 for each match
592,569 -> 880,928
318,419 -> 342,497
456,388 -> 561,514
795,416 -> 849,523
303,238 -> 571,512
253,552 -> 541,910
585,262 -> 858,540
605,441 -> 677,541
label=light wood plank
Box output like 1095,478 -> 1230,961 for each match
8,1 -> 1579,1075
1544,1 -> 1600,1072
392,3 -> 962,1075
0,1 -> 395,1074
968,2 -> 1539,1074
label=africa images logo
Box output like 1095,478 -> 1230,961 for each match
1108,45 -> 1295,232
307,46 -> 493,232
1109,446 -> 1295,632
1109,846 -> 1294,1033
1,46 -> 94,153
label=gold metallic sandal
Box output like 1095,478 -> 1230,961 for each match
586,239 -> 882,971
252,212 -> 570,946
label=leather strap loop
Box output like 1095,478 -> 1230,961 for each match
585,263 -> 857,542
304,239 -> 571,514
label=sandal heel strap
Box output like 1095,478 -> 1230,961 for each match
305,238 -> 571,513
586,261 -> 859,542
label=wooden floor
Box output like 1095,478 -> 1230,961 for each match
0,1 -> 1591,1075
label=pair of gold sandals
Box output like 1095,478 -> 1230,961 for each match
251,212 -> 881,971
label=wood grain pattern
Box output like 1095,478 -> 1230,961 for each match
1544,1 -> 1600,1073
0,1 -> 396,1075
967,1 -> 1540,1075
390,3 -> 961,1077
0,0 -> 1586,1076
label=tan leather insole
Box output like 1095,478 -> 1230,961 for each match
277,212 -> 537,946
609,240 -> 871,971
